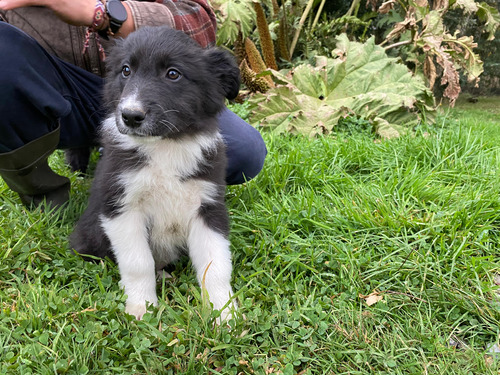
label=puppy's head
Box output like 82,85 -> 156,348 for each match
104,26 -> 240,138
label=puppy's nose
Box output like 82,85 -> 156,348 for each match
121,108 -> 146,128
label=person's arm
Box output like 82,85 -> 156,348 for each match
0,0 -> 216,47
0,0 -> 103,27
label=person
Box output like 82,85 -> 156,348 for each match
0,0 -> 267,208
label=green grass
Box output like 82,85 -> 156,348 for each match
1,100 -> 499,374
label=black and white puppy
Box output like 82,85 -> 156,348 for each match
70,26 -> 240,321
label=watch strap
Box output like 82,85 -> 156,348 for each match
109,18 -> 123,34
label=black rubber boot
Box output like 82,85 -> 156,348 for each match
0,126 -> 70,209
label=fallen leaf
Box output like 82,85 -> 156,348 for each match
366,294 -> 383,306
360,292 -> 384,306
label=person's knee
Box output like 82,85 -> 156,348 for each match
0,23 -> 73,152
226,132 -> 267,185
0,21 -> 32,44
217,109 -> 267,185
242,134 -> 267,180
0,23 -> 39,76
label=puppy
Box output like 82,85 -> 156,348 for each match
70,26 -> 240,321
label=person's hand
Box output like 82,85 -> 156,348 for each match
0,0 -> 95,26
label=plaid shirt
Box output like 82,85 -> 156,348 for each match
167,0 -> 217,48
126,0 -> 217,48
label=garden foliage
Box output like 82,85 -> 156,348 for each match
211,0 -> 256,45
211,0 -> 499,135
249,34 -> 436,138
371,0 -> 499,105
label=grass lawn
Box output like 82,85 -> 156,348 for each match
0,97 -> 499,374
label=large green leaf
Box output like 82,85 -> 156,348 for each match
212,0 -> 256,45
249,34 -> 436,137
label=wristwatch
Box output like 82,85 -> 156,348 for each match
104,0 -> 128,35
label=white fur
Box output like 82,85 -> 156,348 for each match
100,117 -> 235,320
188,217 -> 235,321
119,90 -> 140,111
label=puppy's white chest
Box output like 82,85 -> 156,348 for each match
119,139 -> 217,214
123,165 -> 210,224
115,137 -> 219,265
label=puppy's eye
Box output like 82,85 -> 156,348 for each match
122,65 -> 131,77
166,69 -> 181,81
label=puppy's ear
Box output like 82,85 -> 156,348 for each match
206,49 -> 241,100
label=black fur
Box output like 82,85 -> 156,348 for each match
70,26 -> 240,261
65,147 -> 92,173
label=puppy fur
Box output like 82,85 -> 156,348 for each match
70,26 -> 241,320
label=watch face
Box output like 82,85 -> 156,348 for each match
108,0 -> 128,23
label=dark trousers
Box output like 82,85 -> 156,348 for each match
0,22 -> 266,185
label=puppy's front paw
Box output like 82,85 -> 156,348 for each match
125,302 -> 148,320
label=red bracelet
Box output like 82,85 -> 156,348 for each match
82,0 -> 107,60
90,0 -> 106,31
